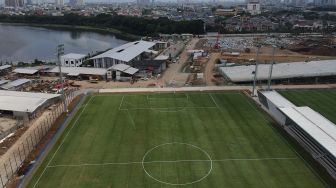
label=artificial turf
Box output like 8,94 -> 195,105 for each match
279,89 -> 336,124
26,92 -> 324,188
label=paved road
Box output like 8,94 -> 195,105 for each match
159,38 -> 199,87
99,84 -> 336,93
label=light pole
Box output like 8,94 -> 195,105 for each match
267,45 -> 276,91
57,44 -> 68,113
252,45 -> 261,97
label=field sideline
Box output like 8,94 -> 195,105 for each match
279,89 -> 336,124
26,92 -> 324,188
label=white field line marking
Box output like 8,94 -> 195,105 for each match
209,94 -> 220,109
119,106 -> 217,110
47,157 -> 298,168
118,95 -> 125,110
32,96 -> 95,188
126,110 -> 136,130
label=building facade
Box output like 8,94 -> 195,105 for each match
91,41 -> 158,69
61,53 -> 86,67
5,0 -> 24,7
247,0 -> 261,15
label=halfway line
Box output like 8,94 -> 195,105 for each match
47,157 -> 298,168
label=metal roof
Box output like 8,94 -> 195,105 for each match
154,55 -> 169,60
14,68 -> 39,75
219,60 -> 336,82
260,91 -> 295,108
48,67 -> 107,76
61,53 -> 86,59
0,79 -> 31,90
91,41 -> 156,62
279,106 -> 336,158
108,64 -> 139,75
0,80 -> 9,86
0,90 -> 60,113
0,65 -> 11,70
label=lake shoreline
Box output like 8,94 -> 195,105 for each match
0,22 -> 139,41
0,23 -> 128,62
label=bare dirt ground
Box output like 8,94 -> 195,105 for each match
0,117 -> 16,135
0,103 -> 65,186
225,46 -> 336,64
204,53 -> 220,86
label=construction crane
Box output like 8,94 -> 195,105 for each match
213,32 -> 221,49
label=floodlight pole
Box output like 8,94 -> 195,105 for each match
267,45 -> 276,91
252,45 -> 261,97
57,44 -> 68,113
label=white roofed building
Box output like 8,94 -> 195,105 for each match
0,79 -> 31,91
219,60 -> 336,84
61,53 -> 86,67
0,90 -> 61,123
90,40 -> 156,69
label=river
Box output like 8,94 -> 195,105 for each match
0,23 -> 127,63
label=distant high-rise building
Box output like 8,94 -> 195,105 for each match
314,0 -> 336,6
69,0 -> 84,6
55,0 -> 64,6
247,0 -> 261,15
137,0 -> 150,5
291,0 -> 308,6
5,0 -> 24,7
26,0 -> 32,5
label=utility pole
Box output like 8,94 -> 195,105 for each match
57,44 -> 68,113
252,45 -> 261,97
267,45 -> 276,91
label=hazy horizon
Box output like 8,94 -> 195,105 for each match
0,0 -> 245,5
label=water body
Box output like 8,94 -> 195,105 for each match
0,23 -> 127,62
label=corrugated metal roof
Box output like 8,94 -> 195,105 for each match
0,90 -> 60,113
0,79 -> 31,90
124,67 -> 139,75
108,64 -> 139,75
260,91 -> 295,108
154,55 -> 169,60
0,80 -> 9,86
14,68 -> 39,75
48,67 -> 107,76
91,41 -> 156,62
220,60 -> 336,82
0,65 -> 11,70
279,106 -> 336,158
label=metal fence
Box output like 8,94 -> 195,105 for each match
0,89 -> 76,188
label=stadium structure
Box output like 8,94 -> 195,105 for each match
258,90 -> 336,180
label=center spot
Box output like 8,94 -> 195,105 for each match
142,142 -> 212,186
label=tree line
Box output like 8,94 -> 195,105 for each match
0,14 -> 205,36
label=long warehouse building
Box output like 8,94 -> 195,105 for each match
91,40 -> 158,68
219,60 -> 336,83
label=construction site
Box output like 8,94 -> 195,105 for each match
179,34 -> 336,86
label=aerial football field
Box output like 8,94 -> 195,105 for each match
279,89 -> 336,124
26,92 -> 325,188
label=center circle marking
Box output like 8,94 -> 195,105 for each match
141,142 -> 213,186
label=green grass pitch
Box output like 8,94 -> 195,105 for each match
279,89 -> 336,124
26,92 -> 325,188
